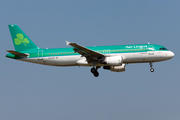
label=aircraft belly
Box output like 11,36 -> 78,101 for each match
18,56 -> 81,66
46,56 -> 81,66
122,52 -> 163,63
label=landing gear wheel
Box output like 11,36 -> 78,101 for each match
93,71 -> 99,77
150,68 -> 154,72
91,67 -> 100,77
91,67 -> 96,73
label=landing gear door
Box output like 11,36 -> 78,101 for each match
38,50 -> 43,60
148,45 -> 154,55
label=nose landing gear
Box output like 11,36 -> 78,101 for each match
91,67 -> 100,77
149,62 -> 154,72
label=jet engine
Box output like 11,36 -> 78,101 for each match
103,63 -> 126,72
100,56 -> 123,66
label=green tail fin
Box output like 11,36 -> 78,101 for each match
8,24 -> 38,51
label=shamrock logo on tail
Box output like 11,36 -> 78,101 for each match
14,33 -> 29,46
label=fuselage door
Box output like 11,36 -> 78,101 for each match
38,50 -> 43,60
148,45 -> 154,55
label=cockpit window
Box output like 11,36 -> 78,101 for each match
159,47 -> 168,50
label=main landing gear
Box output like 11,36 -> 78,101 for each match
149,62 -> 154,72
91,67 -> 100,77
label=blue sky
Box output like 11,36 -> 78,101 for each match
0,0 -> 180,120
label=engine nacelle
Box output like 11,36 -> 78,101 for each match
103,63 -> 126,72
110,64 -> 126,72
100,56 -> 123,66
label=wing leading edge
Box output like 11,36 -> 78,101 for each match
66,41 -> 104,57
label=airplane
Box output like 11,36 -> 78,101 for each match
6,24 -> 175,77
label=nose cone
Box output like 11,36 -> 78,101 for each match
168,51 -> 175,58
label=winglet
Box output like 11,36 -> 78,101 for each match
65,41 -> 70,45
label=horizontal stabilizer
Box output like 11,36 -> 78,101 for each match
6,50 -> 28,57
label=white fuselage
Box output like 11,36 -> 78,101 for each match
19,51 -> 174,67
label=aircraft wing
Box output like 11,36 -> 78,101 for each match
66,41 -> 104,61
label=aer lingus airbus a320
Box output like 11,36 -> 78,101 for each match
6,25 -> 174,77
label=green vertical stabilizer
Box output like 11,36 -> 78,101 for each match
8,24 -> 38,51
